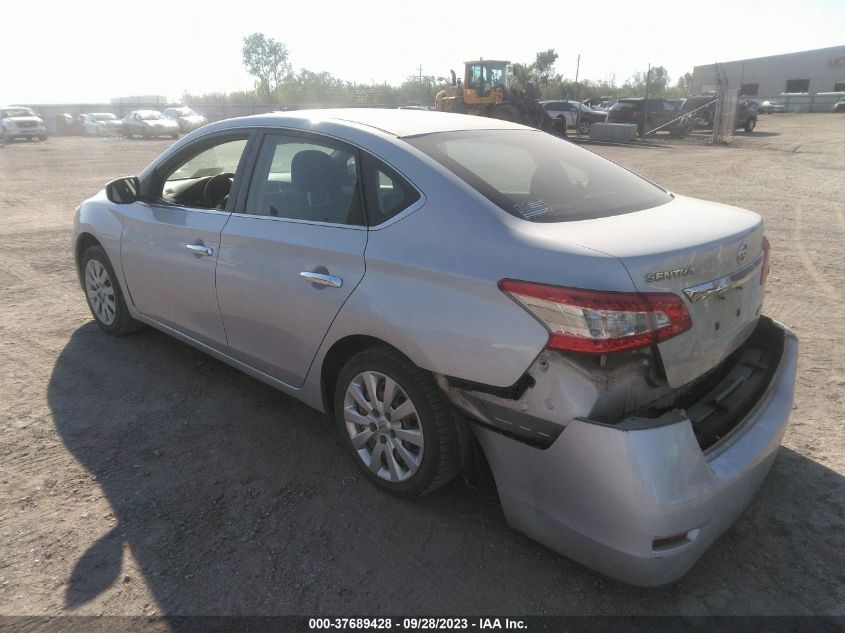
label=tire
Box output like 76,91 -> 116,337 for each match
334,347 -> 459,498
744,118 -> 756,133
577,119 -> 591,135
490,103 -> 521,123
80,245 -> 144,336
38,135 -> 47,141
170,134 -> 179,139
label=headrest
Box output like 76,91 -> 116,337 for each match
290,150 -> 344,193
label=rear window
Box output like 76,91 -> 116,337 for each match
405,129 -> 670,222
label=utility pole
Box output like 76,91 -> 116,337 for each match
574,54 -> 581,134
418,64 -> 424,102
642,62 -> 651,139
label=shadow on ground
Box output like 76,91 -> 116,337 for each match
48,324 -> 845,616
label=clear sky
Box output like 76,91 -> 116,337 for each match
3,0 -> 843,104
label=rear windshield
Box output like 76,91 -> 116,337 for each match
405,129 -> 670,222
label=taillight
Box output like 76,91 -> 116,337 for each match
760,236 -> 771,286
499,280 -> 692,355
632,110 -> 640,119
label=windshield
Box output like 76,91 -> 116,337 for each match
2,108 -> 35,118
406,129 -> 671,222
138,111 -> 163,120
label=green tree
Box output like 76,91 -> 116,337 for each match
509,49 -> 559,90
623,66 -> 670,96
242,32 -> 292,100
672,72 -> 693,97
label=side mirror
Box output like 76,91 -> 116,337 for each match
105,176 -> 140,204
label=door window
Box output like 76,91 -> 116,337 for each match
245,134 -> 364,226
468,64 -> 491,97
160,137 -> 249,209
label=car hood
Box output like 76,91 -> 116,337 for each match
5,116 -> 43,124
141,119 -> 177,126
515,194 -> 765,387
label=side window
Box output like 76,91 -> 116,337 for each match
245,134 -> 363,226
160,137 -> 248,209
361,154 -> 421,226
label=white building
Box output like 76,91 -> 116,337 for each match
691,45 -> 845,111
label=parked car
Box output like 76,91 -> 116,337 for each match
539,100 -> 607,134
594,99 -> 618,112
607,98 -> 684,134
834,98 -> 845,113
122,110 -> 180,139
680,96 -> 758,133
72,109 -> 797,587
163,106 -> 208,132
758,100 -> 786,114
1,106 -> 47,142
83,112 -> 123,136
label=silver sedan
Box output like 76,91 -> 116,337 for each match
72,109 -> 797,586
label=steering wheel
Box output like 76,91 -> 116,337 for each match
203,172 -> 234,209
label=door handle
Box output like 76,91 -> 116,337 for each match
299,271 -> 342,288
186,243 -> 214,256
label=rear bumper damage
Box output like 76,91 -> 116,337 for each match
448,318 -> 798,586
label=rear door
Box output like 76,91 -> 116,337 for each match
215,130 -> 368,387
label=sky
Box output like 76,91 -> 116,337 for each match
2,0 -> 844,104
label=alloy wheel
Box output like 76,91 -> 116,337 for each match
84,259 -> 116,325
343,371 -> 424,482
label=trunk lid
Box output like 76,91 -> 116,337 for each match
520,194 -> 766,387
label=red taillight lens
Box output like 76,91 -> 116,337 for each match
760,236 -> 771,286
632,110 -> 640,118
499,280 -> 692,355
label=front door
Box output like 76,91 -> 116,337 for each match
216,131 -> 368,387
120,135 -> 251,349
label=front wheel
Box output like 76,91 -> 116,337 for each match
577,119 -> 592,135
744,118 -> 756,133
80,245 -> 144,336
334,347 -> 459,498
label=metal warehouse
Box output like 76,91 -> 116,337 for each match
691,44 -> 845,111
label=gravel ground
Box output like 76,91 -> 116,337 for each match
0,114 -> 843,617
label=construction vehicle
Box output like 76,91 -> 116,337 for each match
434,59 -> 564,135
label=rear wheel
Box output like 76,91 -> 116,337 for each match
490,103 -> 521,123
81,245 -> 144,336
334,347 -> 458,498
577,119 -> 592,135
744,118 -> 756,133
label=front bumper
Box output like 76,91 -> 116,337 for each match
6,126 -> 46,138
472,319 -> 798,586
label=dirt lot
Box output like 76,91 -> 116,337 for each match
0,114 -> 843,617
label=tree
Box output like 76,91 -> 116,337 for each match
673,72 -> 693,97
241,33 -> 292,100
509,49 -> 559,90
623,65 -> 671,96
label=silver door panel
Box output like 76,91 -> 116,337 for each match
216,216 -> 367,387
120,203 -> 231,349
